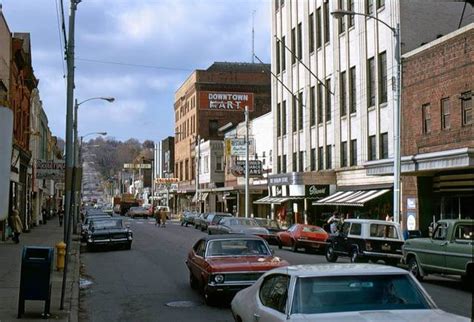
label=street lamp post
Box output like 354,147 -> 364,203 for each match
331,9 -> 401,224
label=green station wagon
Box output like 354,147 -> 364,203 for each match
402,219 -> 473,283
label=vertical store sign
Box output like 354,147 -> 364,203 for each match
0,107 -> 13,221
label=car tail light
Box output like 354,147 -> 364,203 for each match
366,241 -> 372,251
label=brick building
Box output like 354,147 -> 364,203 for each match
400,24 -> 473,233
174,62 -> 271,211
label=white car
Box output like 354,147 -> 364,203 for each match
231,263 -> 469,322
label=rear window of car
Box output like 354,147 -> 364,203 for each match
370,224 -> 399,239
229,218 -> 258,226
349,223 -> 362,236
291,274 -> 431,315
302,226 -> 325,233
207,239 -> 270,257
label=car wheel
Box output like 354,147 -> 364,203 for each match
350,249 -> 360,263
208,230 -> 212,235
408,257 -> 423,280
325,244 -> 338,262
203,287 -> 217,306
189,273 -> 198,290
277,240 -> 282,249
201,226 -> 205,232
185,223 -> 188,227
125,242 -> 132,250
291,240 -> 298,252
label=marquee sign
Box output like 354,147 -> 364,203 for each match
199,91 -> 254,111
230,160 -> 262,177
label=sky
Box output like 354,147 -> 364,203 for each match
2,0 -> 271,142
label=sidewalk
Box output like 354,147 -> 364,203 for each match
0,221 -> 80,322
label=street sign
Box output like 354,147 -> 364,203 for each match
231,160 -> 262,177
123,163 -> 152,169
36,160 -> 65,180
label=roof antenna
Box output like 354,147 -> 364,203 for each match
252,10 -> 256,63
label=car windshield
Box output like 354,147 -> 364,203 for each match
207,239 -> 270,257
255,218 -> 280,229
302,226 -> 325,233
291,274 -> 431,315
92,220 -> 123,230
228,218 -> 258,226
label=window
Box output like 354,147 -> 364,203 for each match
454,224 -> 473,241
323,1 -> 330,44
326,145 -> 332,169
347,67 -> 356,114
377,0 -> 385,9
317,83 -> 323,124
297,22 -> 302,60
340,71 -> 347,117
281,36 -> 286,72
277,155 -> 281,173
348,0 -> 355,27
325,79 -> 331,121
461,91 -> 472,126
380,132 -> 388,159
341,141 -> 347,167
441,98 -> 450,129
318,146 -> 324,170
185,159 -> 189,180
350,139 -> 357,166
299,151 -> 304,172
298,92 -> 303,130
203,156 -> 209,173
216,156 -> 223,171
209,119 -> 219,137
280,0 -> 285,6
349,223 -> 362,236
422,103 -> 431,134
275,0 -> 279,11
282,154 -> 287,172
338,0 -> 345,34
292,96 -> 297,132
366,0 -> 374,15
309,13 -> 315,53
310,148 -> 316,171
310,86 -> 316,126
270,150 -> 273,163
276,40 -> 281,74
291,28 -> 296,64
292,152 -> 297,172
368,57 -> 376,107
194,240 -> 206,257
277,103 -> 281,137
378,51 -> 387,104
316,7 -> 322,49
282,100 -> 287,135
368,135 -> 376,161
370,224 -> 399,239
259,274 -> 290,314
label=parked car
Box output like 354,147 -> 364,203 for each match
86,218 -> 133,251
181,211 -> 198,227
277,224 -> 328,252
207,217 -> 269,237
194,212 -> 209,230
127,206 -> 149,218
403,219 -> 473,283
325,219 -> 404,265
101,205 -> 113,215
254,218 -> 283,245
207,213 -> 233,234
201,212 -> 232,232
231,263 -> 469,322
186,235 -> 289,305
81,215 -> 111,242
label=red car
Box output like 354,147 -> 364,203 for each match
277,224 -> 328,253
186,235 -> 289,305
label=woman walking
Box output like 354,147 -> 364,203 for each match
10,208 -> 23,244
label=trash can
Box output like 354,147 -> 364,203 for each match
18,246 -> 54,318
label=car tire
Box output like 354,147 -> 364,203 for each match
189,273 -> 198,290
408,257 -> 423,280
350,249 -> 360,263
204,287 -> 217,306
291,240 -> 298,252
277,240 -> 282,249
208,230 -> 212,235
185,223 -> 188,227
325,244 -> 338,262
125,242 -> 132,250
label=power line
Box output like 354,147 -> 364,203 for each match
54,0 -> 66,78
76,57 -> 193,72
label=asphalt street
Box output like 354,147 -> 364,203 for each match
79,217 -> 473,322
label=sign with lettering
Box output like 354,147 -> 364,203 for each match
124,163 -> 152,169
230,160 -> 262,177
36,160 -> 65,180
199,91 -> 254,111
225,138 -> 255,157
305,185 -> 329,198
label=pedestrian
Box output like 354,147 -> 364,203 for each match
41,207 -> 47,224
154,206 -> 161,227
10,208 -> 23,244
160,207 -> 167,228
58,207 -> 64,227
327,211 -> 339,234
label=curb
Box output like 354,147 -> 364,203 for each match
68,239 -> 80,322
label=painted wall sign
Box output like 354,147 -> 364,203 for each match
199,91 -> 254,111
305,185 -> 329,198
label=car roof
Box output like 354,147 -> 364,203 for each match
269,263 -> 409,277
345,219 -> 400,225
201,234 -> 265,242
437,219 -> 474,224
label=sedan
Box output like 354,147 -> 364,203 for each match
231,263 -> 469,322
186,235 -> 289,305
254,218 -> 283,245
277,224 -> 328,253
81,214 -> 111,241
208,217 -> 270,237
127,206 -> 149,218
86,218 -> 133,251
181,211 -> 198,227
201,212 -> 232,232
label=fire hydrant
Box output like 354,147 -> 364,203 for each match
56,241 -> 66,271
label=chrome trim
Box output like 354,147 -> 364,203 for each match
363,251 -> 403,258
297,239 -> 327,244
208,281 -> 255,287
403,247 -> 473,259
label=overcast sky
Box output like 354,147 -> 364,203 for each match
2,0 -> 271,142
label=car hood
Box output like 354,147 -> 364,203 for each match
206,256 -> 288,272
290,309 -> 469,322
229,226 -> 269,235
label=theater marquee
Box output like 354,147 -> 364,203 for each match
199,91 -> 254,111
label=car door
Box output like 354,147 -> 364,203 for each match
255,274 -> 290,322
279,225 -> 297,246
188,240 -> 206,281
333,222 -> 351,255
213,218 -> 227,234
443,222 -> 473,275
428,222 -> 449,273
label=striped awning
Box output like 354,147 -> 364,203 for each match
312,189 -> 390,207
254,196 -> 290,205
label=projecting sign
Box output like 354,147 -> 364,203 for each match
199,91 -> 254,111
225,138 -> 255,157
36,160 -> 65,180
231,160 -> 263,177
123,163 -> 152,169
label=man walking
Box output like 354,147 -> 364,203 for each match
10,207 -> 23,244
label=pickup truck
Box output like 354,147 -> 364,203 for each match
402,219 -> 473,283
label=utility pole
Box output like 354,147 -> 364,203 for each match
61,0 -> 79,310
72,99 -> 79,234
245,106 -> 249,218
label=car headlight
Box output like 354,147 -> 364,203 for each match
214,274 -> 225,283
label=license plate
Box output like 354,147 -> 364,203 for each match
381,244 -> 391,251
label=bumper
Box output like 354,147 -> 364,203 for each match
206,282 -> 253,296
297,239 -> 328,249
87,237 -> 132,246
362,251 -> 403,259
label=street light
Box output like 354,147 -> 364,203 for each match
331,9 -> 401,224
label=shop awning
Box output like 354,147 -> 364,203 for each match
312,189 -> 390,207
253,196 -> 290,205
